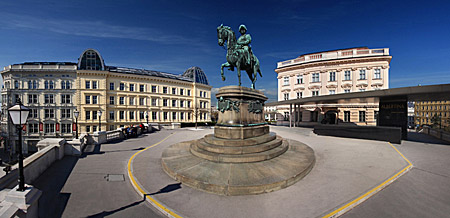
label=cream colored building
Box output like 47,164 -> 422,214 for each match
275,47 -> 392,125
1,62 -> 77,153
1,49 -> 211,152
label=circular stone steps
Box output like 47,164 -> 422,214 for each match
196,137 -> 283,155
191,139 -> 288,163
203,132 -> 277,146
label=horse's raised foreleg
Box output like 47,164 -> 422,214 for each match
221,62 -> 231,81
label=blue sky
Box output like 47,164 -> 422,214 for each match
1,0 -> 450,103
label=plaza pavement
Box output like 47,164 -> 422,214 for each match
130,126 -> 408,218
32,126 -> 450,218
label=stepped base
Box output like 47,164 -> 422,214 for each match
161,138 -> 315,196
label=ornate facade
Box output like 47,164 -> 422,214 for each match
415,101 -> 450,130
1,49 -> 211,152
275,47 -> 392,125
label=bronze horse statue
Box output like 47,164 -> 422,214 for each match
217,24 -> 262,89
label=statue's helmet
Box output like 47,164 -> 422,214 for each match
239,24 -> 247,32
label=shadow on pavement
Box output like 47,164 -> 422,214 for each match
86,199 -> 145,218
147,183 -> 182,196
32,156 -> 78,218
406,132 -> 450,145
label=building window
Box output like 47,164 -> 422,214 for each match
61,124 -> 72,133
85,81 -> 91,89
344,89 -> 351,93
152,85 -> 157,93
180,100 -> 184,107
359,89 -> 365,92
44,109 -> 55,118
172,100 -> 177,107
86,111 -> 91,120
329,72 -> 336,81
129,97 -> 134,105
110,83 -> 115,90
44,123 -> 55,133
374,69 -> 381,79
130,84 -> 134,91
163,99 -> 168,107
284,93 -> 289,100
119,97 -> 124,105
28,109 -> 38,118
86,126 -> 91,133
140,85 -> 145,92
187,101 -> 191,108
109,125 -> 115,131
344,111 -> 350,122
93,126 -> 97,132
163,87 -> 168,94
28,123 -> 39,133
61,109 -> 71,118
344,71 -> 351,80
180,89 -> 184,95
109,111 -> 114,120
139,97 -> 145,105
129,111 -> 135,120
61,94 -> 71,104
120,83 -> 125,91
119,111 -> 125,119
283,77 -> 289,86
329,90 -> 336,95
93,111 -> 97,120
188,112 -> 191,120
172,88 -> 177,95
296,75 -> 303,84
45,94 -> 54,104
152,112 -> 157,120
187,90 -> 191,96
312,91 -> 319,96
85,95 -> 90,104
312,73 -> 320,82
110,96 -> 115,105
359,70 -> 366,80
28,94 -> 38,104
151,98 -> 157,106
92,96 -> 98,104
172,112 -> 177,120
163,112 -> 168,120
139,111 -> 145,120
33,80 -> 38,89
180,112 -> 184,120
359,111 -> 366,122
92,81 -> 97,89
297,92 -> 302,99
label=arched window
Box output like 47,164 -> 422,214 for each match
66,81 -> 71,89
78,49 -> 105,70
33,81 -> 37,89
61,81 -> 66,89
49,81 -> 54,89
44,81 -> 49,89
28,81 -> 32,89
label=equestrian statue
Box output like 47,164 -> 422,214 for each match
217,24 -> 262,89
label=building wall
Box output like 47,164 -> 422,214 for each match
415,101 -> 450,129
1,64 -> 77,151
274,47 -> 392,125
76,71 -> 212,133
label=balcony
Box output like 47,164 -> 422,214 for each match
277,48 -> 390,68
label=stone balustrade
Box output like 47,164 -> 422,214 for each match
277,48 -> 390,68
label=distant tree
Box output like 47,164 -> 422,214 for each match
192,105 -> 200,129
430,114 -> 441,129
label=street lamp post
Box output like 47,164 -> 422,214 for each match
8,98 -> 30,192
98,110 -> 102,131
74,109 -> 79,139
146,111 -> 149,125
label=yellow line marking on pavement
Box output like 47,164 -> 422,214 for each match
323,142 -> 413,218
127,133 -> 183,218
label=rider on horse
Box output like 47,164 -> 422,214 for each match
237,24 -> 252,66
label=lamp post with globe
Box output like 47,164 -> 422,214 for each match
98,110 -> 102,131
74,109 -> 79,139
7,98 -> 30,191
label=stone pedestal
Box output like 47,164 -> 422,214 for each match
161,86 -> 315,195
3,185 -> 42,218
